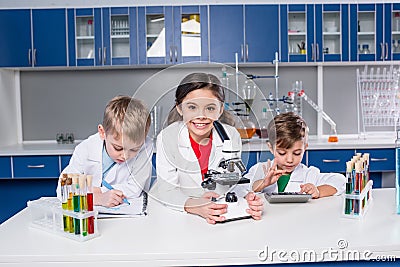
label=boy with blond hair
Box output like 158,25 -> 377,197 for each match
57,95 -> 153,207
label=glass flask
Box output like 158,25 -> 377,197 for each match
256,108 -> 272,139
241,79 -> 256,113
235,114 -> 256,139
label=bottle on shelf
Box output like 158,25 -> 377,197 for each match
87,19 -> 93,36
394,12 -> 400,32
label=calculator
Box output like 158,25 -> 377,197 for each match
264,192 -> 312,203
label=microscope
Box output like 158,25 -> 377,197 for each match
201,121 -> 252,222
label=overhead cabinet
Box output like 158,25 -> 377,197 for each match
138,6 -> 208,64
68,7 -> 137,66
280,4 -> 349,62
0,9 -> 67,67
350,3 -> 400,61
209,5 -> 279,63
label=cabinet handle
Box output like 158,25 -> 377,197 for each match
311,43 -> 314,61
385,42 -> 388,59
103,47 -> 107,65
169,47 -> 173,63
174,46 -> 178,63
241,44 -> 244,61
380,43 -> 384,60
246,44 -> 249,61
27,164 -> 45,168
370,158 -> 387,162
28,49 -> 32,65
98,48 -> 102,63
322,159 -> 340,163
316,43 -> 319,60
33,48 -> 37,65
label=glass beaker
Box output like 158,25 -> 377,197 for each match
241,79 -> 256,113
255,108 -> 272,139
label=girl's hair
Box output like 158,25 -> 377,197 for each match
103,95 -> 151,142
167,72 -> 235,126
267,112 -> 309,149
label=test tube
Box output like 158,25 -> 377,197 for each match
86,175 -> 95,234
72,175 -> 81,235
60,174 -> 69,232
66,175 -> 74,233
345,161 -> 353,215
79,174 -> 88,237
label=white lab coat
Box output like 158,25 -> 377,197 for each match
56,133 -> 153,199
245,161 -> 346,195
151,121 -> 247,211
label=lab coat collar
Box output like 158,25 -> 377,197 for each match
176,121 -> 224,149
87,133 -> 103,163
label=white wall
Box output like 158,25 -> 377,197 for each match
0,70 -> 19,146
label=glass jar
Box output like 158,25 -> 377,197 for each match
362,44 -> 370,54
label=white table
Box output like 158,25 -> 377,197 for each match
0,189 -> 399,266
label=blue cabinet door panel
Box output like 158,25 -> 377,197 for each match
0,157 -> 12,178
245,5 -> 279,63
60,155 -> 72,171
341,4 -> 349,61
308,149 -> 355,173
129,7 -> 138,65
280,5 -> 289,62
241,151 -> 258,172
210,5 -> 244,63
0,10 -> 31,67
13,156 -> 60,178
32,9 -> 67,67
356,149 -> 395,172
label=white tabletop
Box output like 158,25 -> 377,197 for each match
0,189 -> 399,266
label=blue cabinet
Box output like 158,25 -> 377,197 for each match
13,156 -> 60,179
0,9 -> 67,67
307,149 -> 355,173
60,155 -> 72,171
138,6 -> 208,64
68,7 -> 137,66
281,4 -> 349,62
350,3 -> 400,62
0,157 -> 12,178
210,5 -> 279,63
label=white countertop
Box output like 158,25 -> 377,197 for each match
0,189 -> 399,266
0,134 -> 395,156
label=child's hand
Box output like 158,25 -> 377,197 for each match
94,188 -> 127,207
184,192 -> 227,224
300,183 -> 320,198
245,192 -> 264,220
254,159 -> 287,191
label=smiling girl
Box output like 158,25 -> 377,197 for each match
152,73 -> 263,224
248,112 -> 345,198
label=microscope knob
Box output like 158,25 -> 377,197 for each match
225,192 -> 238,203
201,179 -> 216,190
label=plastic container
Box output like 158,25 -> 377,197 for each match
27,197 -> 99,242
342,180 -> 373,219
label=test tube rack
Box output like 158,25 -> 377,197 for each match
27,197 -> 99,242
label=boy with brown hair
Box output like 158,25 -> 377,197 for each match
247,112 -> 345,198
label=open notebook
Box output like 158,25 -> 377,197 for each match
94,192 -> 148,218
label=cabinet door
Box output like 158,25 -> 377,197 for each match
175,6 -> 209,63
32,9 -> 67,67
13,156 -> 60,178
350,4 -> 377,61
0,9 -> 31,67
281,4 -> 308,62
210,5 -> 244,63
68,8 -> 96,66
138,6 -> 171,64
0,157 -> 12,178
318,4 -> 349,62
388,3 -> 400,61
356,149 -> 395,172
60,155 -> 72,171
245,5 -> 279,63
308,149 -> 355,173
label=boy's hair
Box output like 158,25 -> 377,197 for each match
267,112 -> 309,149
102,95 -> 151,143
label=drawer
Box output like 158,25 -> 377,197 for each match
13,156 -> 60,178
60,155 -> 72,171
0,156 -> 12,178
308,149 -> 355,173
356,149 -> 395,172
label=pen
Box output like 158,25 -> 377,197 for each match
101,180 -> 130,205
